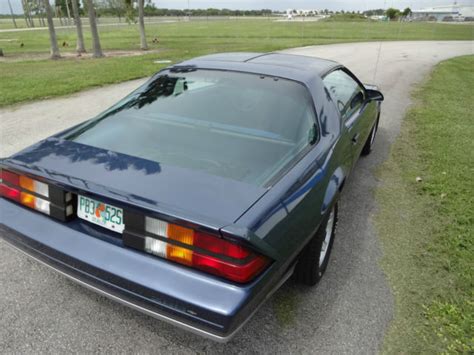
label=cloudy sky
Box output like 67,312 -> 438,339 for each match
2,0 -> 472,14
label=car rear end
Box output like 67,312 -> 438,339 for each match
0,65 -> 318,340
0,162 -> 284,341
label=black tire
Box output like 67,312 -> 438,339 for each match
294,203 -> 338,286
361,117 -> 379,156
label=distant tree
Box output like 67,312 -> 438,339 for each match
364,8 -> 385,16
124,0 -> 135,23
54,0 -> 71,24
71,0 -> 85,53
33,0 -> 46,26
22,0 -> 35,27
65,0 -> 72,24
84,0 -> 104,57
42,0 -> 60,58
385,8 -> 400,20
98,0 -> 127,21
137,0 -> 148,50
7,0 -> 17,28
402,7 -> 412,17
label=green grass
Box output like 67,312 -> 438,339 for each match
377,55 -> 474,354
0,19 -> 473,107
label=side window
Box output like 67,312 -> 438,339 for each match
323,69 -> 364,120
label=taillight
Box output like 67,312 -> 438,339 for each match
0,167 -> 74,220
124,216 -> 270,283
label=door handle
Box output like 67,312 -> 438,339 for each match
352,133 -> 360,145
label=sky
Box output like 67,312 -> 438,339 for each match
1,0 -> 472,14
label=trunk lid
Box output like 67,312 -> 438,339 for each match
2,138 -> 268,230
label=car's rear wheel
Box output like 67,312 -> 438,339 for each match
294,203 -> 338,286
361,117 -> 379,156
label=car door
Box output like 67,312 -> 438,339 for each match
322,68 -> 373,166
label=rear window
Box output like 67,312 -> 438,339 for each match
67,70 -> 317,186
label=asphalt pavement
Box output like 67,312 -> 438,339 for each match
0,41 -> 472,354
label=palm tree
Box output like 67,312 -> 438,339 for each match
22,0 -> 35,27
7,0 -> 18,28
64,0 -> 72,26
36,0 -> 46,27
71,0 -> 86,53
137,0 -> 148,50
84,0 -> 104,58
42,0 -> 60,59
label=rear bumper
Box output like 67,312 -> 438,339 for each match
0,199 -> 289,342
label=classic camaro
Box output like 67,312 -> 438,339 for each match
0,53 -> 383,341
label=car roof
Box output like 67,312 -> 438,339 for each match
172,52 -> 340,84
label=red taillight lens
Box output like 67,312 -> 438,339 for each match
0,168 -> 61,216
193,231 -> 268,283
1,168 -> 50,215
0,184 -> 21,202
125,216 -> 271,283
192,250 -> 269,284
0,169 -> 21,202
1,169 -> 19,186
194,231 -> 250,259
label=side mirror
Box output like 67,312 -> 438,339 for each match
366,89 -> 384,102
350,91 -> 364,109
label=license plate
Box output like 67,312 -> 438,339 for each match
77,195 -> 124,233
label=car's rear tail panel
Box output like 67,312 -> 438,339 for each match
0,139 -> 285,340
0,198 -> 281,341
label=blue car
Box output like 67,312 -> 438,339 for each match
0,53 -> 383,342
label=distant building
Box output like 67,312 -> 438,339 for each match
370,15 -> 388,21
286,9 -> 319,17
410,4 -> 474,21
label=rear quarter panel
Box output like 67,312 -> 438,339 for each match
224,75 -> 348,265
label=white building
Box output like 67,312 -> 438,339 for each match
411,4 -> 474,21
286,9 -> 319,17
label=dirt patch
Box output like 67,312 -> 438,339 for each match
0,49 -> 165,63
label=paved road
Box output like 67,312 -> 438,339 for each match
0,41 -> 472,354
0,19 -> 178,33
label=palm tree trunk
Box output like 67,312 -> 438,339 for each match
85,0 -> 104,58
36,0 -> 45,27
57,6 -> 64,26
71,0 -> 86,53
138,0 -> 148,50
42,0 -> 60,59
23,0 -> 35,27
7,0 -> 18,28
21,0 -> 29,27
28,0 -> 35,27
65,0 -> 72,26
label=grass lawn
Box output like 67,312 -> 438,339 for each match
0,19 -> 473,107
377,55 -> 473,353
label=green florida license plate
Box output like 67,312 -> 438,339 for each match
77,195 -> 124,233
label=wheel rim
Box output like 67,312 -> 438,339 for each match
319,206 -> 335,267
